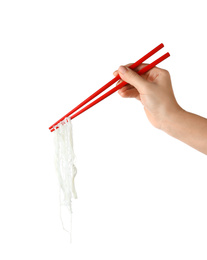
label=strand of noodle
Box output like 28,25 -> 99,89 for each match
53,117 -> 77,241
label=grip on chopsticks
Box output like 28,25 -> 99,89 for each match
49,44 -> 169,131
70,52 -> 170,121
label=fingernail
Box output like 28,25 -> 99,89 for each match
116,79 -> 121,85
118,66 -> 127,74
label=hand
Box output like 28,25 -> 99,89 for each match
113,64 -> 182,130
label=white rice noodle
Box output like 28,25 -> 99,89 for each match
53,116 -> 77,238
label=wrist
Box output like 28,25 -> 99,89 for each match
160,107 -> 207,155
160,107 -> 187,136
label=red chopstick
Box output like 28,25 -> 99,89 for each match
49,44 -> 170,132
70,52 -> 170,120
49,43 -> 164,131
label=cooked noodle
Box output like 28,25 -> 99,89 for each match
53,117 -> 77,241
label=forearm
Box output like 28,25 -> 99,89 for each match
162,109 -> 207,155
116,65 -> 207,155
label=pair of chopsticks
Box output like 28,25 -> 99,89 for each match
49,43 -> 170,132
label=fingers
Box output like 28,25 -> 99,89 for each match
118,65 -> 148,93
113,66 -> 133,93
113,63 -> 152,83
116,79 -> 122,86
113,62 -> 159,96
113,63 -> 133,77
118,85 -> 140,100
113,64 -> 146,101
113,70 -> 118,77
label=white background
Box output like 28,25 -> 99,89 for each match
0,0 -> 206,259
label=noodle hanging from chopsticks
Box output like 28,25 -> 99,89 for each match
53,117 -> 77,241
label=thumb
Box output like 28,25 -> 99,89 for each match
118,65 -> 148,93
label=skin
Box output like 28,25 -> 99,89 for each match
113,64 -> 207,155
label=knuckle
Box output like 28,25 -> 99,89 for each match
126,63 -> 133,67
161,69 -> 170,76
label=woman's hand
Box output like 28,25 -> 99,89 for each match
114,64 -> 207,155
114,64 -> 182,130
